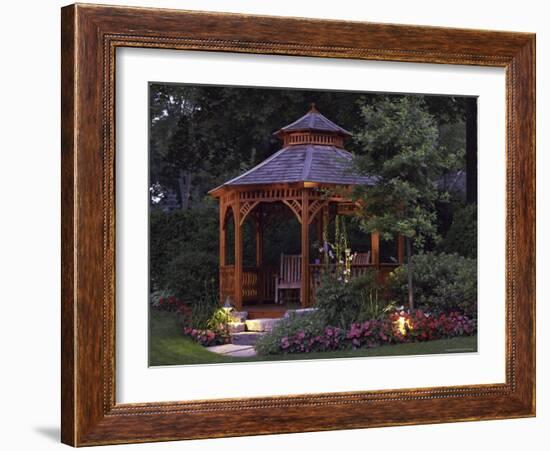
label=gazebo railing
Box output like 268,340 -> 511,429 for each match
242,266 -> 278,302
221,263 -> 399,306
242,268 -> 258,301
220,265 -> 278,304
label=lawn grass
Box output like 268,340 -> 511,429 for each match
149,308 -> 478,366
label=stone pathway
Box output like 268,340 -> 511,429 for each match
230,331 -> 264,346
205,343 -> 257,357
205,307 -> 318,358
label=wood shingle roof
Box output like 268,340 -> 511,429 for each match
221,145 -> 375,186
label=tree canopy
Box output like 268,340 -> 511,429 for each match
149,83 -> 467,210
352,96 -> 461,248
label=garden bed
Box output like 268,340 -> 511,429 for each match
149,309 -> 477,366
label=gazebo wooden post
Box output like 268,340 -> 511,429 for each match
255,211 -> 264,301
218,197 -> 226,304
300,189 -> 310,307
233,200 -> 243,310
371,231 -> 380,268
255,212 -> 263,268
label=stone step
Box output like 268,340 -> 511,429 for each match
229,311 -> 248,322
230,331 -> 265,346
245,318 -> 281,332
205,343 -> 257,357
228,322 -> 246,334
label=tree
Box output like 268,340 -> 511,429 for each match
149,83 -> 378,209
352,96 -> 460,309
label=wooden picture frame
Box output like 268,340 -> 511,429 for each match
61,3 -> 535,446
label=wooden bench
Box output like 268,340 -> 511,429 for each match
351,251 -> 371,265
275,254 -> 301,304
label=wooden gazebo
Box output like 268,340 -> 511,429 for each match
209,105 -> 403,311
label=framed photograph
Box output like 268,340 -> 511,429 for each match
61,3 -> 535,446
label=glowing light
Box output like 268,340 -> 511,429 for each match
222,296 -> 234,313
395,316 -> 412,335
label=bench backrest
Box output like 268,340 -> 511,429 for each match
351,251 -> 371,265
279,254 -> 301,283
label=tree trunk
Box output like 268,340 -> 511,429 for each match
466,97 -> 478,204
177,170 -> 192,210
406,237 -> 414,311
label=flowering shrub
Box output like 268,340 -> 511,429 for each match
317,214 -> 354,283
388,310 -> 475,342
179,306 -> 231,347
279,326 -> 346,353
255,311 -> 329,355
346,318 -> 395,349
152,280 -> 223,332
257,309 -> 476,355
150,290 -> 190,315
182,326 -> 230,347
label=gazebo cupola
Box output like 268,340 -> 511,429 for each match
274,103 -> 352,148
209,105 -> 392,311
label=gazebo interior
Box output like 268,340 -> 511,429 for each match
209,105 -> 404,314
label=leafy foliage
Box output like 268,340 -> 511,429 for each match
315,270 -> 389,329
164,252 -> 218,305
257,309 -> 476,356
255,311 -> 334,355
352,96 -> 460,247
387,252 -> 477,317
182,326 -> 230,347
149,203 -> 219,301
177,279 -> 220,330
438,203 -> 477,258
150,84 -> 375,206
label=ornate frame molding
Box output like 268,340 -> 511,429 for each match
61,4 -> 535,446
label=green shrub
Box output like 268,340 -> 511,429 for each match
255,311 -> 328,356
206,307 -> 231,331
387,252 -> 477,317
172,278 -> 220,330
315,270 -> 388,328
164,249 -> 218,306
149,205 -> 219,290
439,203 -> 477,258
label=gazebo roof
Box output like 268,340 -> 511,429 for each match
218,145 -> 376,187
273,104 -> 352,138
210,106 -> 375,194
